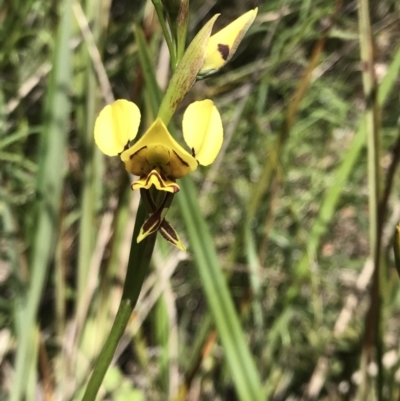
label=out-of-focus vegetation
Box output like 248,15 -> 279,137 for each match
1,0 -> 400,400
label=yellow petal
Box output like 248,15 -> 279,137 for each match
94,99 -> 141,156
182,100 -> 223,166
199,8 -> 258,77
121,118 -> 197,178
131,169 -> 180,193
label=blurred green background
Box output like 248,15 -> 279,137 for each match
1,0 -> 400,400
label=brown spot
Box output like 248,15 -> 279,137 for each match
191,148 -> 196,157
218,44 -> 230,61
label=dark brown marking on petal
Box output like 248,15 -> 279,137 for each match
147,170 -> 166,188
218,44 -> 230,61
118,140 -> 131,156
140,170 -> 180,193
142,211 -> 162,235
160,220 -> 179,242
160,229 -> 174,245
158,169 -> 168,181
173,150 -> 189,167
129,146 -> 147,159
191,147 -> 196,157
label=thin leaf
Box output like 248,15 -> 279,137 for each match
178,177 -> 264,401
10,2 -> 72,400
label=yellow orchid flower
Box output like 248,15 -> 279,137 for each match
199,8 -> 258,78
94,98 -> 223,249
94,98 -> 223,193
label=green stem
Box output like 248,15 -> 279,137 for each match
151,0 -> 177,69
81,199 -> 157,401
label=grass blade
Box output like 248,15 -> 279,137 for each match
357,0 -> 382,398
178,177 -> 264,401
10,2 -> 72,400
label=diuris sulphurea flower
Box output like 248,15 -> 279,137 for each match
94,98 -> 223,249
93,6 -> 257,249
94,98 -> 223,193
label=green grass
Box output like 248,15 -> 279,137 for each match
1,0 -> 400,400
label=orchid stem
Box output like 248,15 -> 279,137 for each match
81,200 -> 157,401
